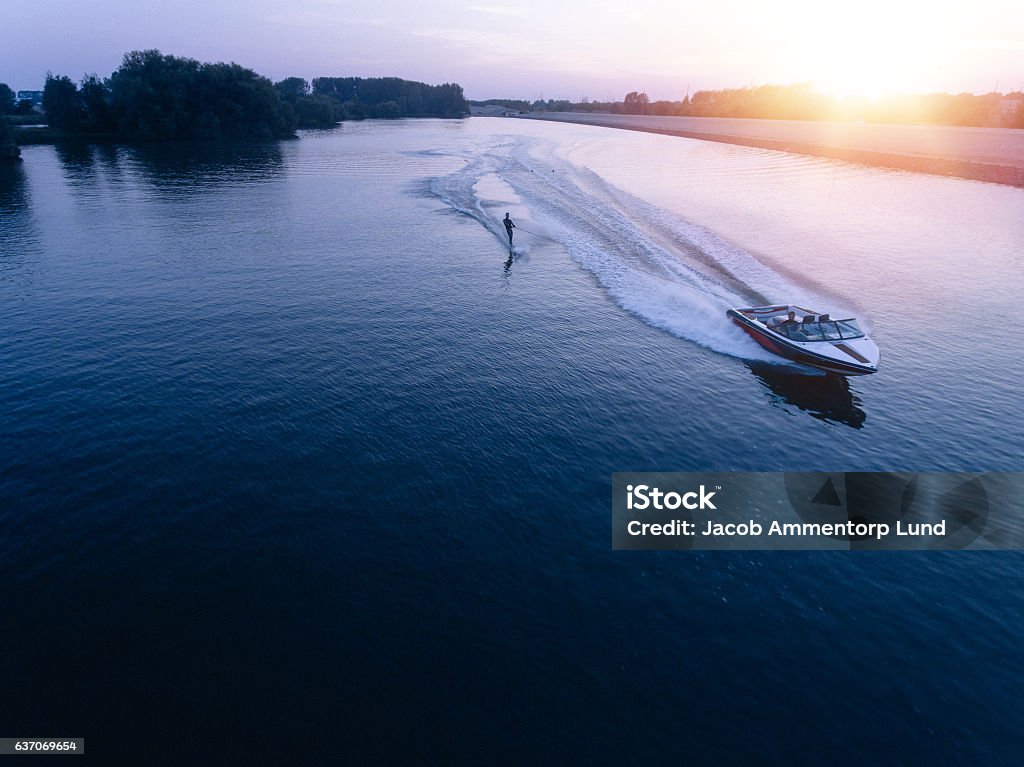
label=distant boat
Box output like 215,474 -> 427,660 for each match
728,304 -> 879,375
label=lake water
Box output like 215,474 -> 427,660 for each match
2,119 -> 1023,763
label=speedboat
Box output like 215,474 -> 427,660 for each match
727,304 -> 879,375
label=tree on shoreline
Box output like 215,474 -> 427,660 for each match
623,91 -> 649,115
27,52 -> 470,146
42,75 -> 84,132
0,114 -> 21,159
80,75 -> 113,133
42,51 -> 296,141
274,77 -> 343,128
515,84 -> 1024,128
109,51 -> 294,139
33,52 -> 471,143
311,77 -> 468,119
0,83 -> 16,114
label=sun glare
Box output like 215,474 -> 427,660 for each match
790,2 -> 955,98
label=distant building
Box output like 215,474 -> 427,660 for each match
17,90 -> 44,105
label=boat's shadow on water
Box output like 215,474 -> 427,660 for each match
745,361 -> 867,429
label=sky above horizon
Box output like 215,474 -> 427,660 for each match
3,0 -> 1023,99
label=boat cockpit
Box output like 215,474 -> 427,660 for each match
740,307 -> 865,343
773,318 -> 865,342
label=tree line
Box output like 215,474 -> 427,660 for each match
5,50 -> 469,145
1,84 -> 30,158
310,77 -> 468,119
638,84 -> 1024,127
469,99 -> 533,112
42,51 -> 295,140
0,115 -> 18,159
503,84 -> 1024,128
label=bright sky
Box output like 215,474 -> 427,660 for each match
2,0 -> 1022,99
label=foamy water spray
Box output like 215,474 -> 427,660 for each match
429,135 -> 834,362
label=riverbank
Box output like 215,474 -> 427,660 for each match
12,125 -> 73,144
515,112 -> 1024,187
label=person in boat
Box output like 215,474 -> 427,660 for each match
770,311 -> 798,327
503,212 -> 516,245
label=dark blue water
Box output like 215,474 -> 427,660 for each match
2,120 -> 1023,764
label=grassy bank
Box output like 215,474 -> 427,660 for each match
14,126 -> 117,145
6,114 -> 47,126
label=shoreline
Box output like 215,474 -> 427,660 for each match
514,113 -> 1024,188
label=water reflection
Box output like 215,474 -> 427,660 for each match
746,360 -> 867,429
49,139 -> 287,194
53,141 -> 104,184
0,160 -> 29,212
124,141 -> 287,191
0,161 -> 40,266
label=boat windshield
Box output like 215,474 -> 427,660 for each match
776,319 -> 865,342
